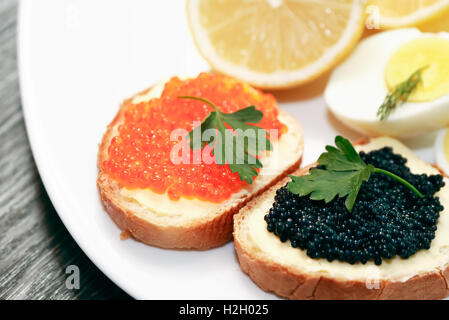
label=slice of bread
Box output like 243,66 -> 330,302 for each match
234,137 -> 449,300
97,83 -> 303,250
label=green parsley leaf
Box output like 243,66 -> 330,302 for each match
178,96 -> 272,184
287,136 -> 423,212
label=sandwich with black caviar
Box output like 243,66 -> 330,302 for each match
234,136 -> 449,299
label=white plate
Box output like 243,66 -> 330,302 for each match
18,0 -> 438,299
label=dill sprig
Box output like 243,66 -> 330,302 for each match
377,66 -> 428,120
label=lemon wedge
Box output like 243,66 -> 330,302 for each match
368,0 -> 449,29
186,0 -> 366,89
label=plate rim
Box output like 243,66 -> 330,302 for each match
17,0 -> 138,299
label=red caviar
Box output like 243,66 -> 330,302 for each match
103,73 -> 284,203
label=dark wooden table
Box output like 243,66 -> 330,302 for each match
0,0 -> 131,300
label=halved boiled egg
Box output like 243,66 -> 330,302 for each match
325,28 -> 449,138
435,128 -> 449,175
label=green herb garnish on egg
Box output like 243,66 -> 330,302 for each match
377,65 -> 427,120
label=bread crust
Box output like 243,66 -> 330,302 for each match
97,86 -> 303,250
233,163 -> 449,300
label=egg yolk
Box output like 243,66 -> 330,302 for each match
385,37 -> 449,102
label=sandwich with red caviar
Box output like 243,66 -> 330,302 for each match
97,73 -> 303,250
234,136 -> 449,299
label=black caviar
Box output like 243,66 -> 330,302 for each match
265,147 -> 445,265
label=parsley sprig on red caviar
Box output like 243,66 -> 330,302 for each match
178,96 -> 272,184
287,136 -> 423,212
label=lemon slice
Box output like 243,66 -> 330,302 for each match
368,0 -> 449,29
186,0 -> 366,89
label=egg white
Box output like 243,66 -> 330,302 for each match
325,28 -> 449,138
435,128 -> 449,175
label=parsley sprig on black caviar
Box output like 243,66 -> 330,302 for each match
178,96 -> 272,184
287,136 -> 423,212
